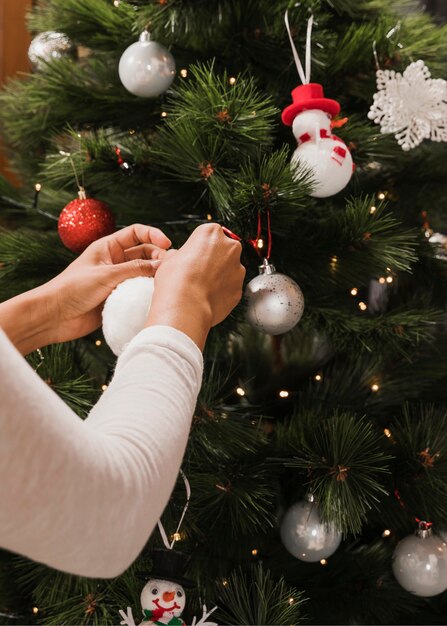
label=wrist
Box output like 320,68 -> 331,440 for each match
144,286 -> 213,351
0,286 -> 57,355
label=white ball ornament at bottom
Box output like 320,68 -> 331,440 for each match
392,527 -> 447,597
102,277 -> 154,356
118,31 -> 175,98
280,496 -> 342,562
245,259 -> 304,335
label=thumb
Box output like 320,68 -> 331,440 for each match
110,258 -> 161,282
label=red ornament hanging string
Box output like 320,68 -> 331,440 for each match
394,486 -> 433,528
115,145 -> 125,167
222,208 -> 273,260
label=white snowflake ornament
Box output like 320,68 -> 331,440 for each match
368,60 -> 447,150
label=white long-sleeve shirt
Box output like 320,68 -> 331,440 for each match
0,325 -> 203,578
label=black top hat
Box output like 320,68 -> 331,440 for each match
137,549 -> 194,588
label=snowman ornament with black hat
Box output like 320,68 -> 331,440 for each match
282,13 -> 354,198
119,549 -> 217,626
119,473 -> 217,626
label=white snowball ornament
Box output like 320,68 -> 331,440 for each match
245,259 -> 304,335
280,494 -> 342,562
392,525 -> 447,597
118,31 -> 176,98
28,31 -> 76,71
102,277 -> 154,356
368,60 -> 447,151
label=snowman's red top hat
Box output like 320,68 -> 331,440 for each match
282,83 -> 340,126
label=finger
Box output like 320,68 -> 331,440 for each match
105,224 -> 171,251
110,258 -> 161,282
124,244 -> 170,262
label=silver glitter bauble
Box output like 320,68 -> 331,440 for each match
392,527 -> 447,597
28,31 -> 75,71
280,496 -> 342,562
245,259 -> 304,335
118,31 -> 175,98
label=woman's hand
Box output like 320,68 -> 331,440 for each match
47,224 -> 171,344
145,223 -> 245,350
0,224 -> 171,354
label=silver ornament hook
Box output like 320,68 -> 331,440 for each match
139,30 -> 151,42
258,258 -> 276,275
157,469 -> 191,550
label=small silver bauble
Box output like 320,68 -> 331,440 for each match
392,526 -> 447,597
28,31 -> 76,71
118,31 -> 176,98
280,495 -> 342,562
244,259 -> 304,335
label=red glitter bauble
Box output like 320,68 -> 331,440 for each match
58,193 -> 116,253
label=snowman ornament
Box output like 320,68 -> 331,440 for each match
282,13 -> 354,198
282,84 -> 353,197
119,549 -> 217,626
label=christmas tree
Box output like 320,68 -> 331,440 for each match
1,0 -> 447,624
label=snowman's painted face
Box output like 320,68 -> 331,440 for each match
141,578 -> 186,618
292,108 -> 332,141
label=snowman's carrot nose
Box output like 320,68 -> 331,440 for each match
163,591 -> 175,602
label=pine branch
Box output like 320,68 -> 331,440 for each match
28,0 -> 137,50
26,343 -> 98,417
302,306 -> 440,356
0,229 -> 73,299
0,58 -> 162,161
215,563 -> 307,626
227,148 -> 312,231
389,403 -> 447,526
279,412 -> 392,535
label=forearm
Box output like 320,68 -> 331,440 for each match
0,286 -> 55,355
0,326 -> 202,578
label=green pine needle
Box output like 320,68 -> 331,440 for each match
283,411 -> 392,535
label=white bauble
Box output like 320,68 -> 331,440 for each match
102,276 -> 154,356
118,31 -> 175,97
245,260 -> 304,335
141,578 -> 186,619
28,31 -> 75,71
280,497 -> 342,562
392,529 -> 447,597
